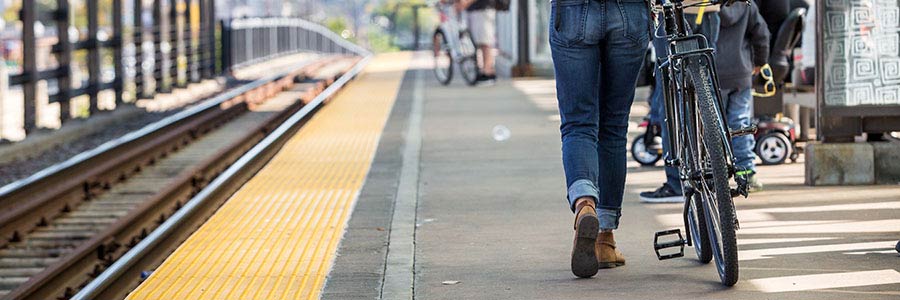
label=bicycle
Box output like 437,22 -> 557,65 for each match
431,0 -> 480,86
650,0 -> 756,287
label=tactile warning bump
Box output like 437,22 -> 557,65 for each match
126,52 -> 411,300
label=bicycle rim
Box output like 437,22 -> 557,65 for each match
689,62 -> 739,286
460,57 -> 479,86
687,193 -> 712,263
433,30 -> 453,85
459,31 -> 480,86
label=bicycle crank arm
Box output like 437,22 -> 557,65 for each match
653,229 -> 686,260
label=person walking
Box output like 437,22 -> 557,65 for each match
550,0 -> 651,278
459,0 -> 498,83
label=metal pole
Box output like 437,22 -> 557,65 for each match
221,20 -> 232,73
197,0 -> 211,79
113,0 -> 125,105
412,6 -> 420,50
171,0 -> 184,88
88,0 -> 100,114
22,0 -> 37,131
209,0 -> 217,74
154,0 -> 167,93
185,0 -> 197,82
56,0 -> 72,120
134,0 -> 146,98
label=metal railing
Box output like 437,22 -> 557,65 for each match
3,0 -> 219,137
222,17 -> 363,71
1,8 -> 368,141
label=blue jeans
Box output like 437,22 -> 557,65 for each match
550,0 -> 650,230
649,12 -> 720,194
721,88 -> 756,171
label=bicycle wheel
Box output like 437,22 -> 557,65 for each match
458,30 -> 480,86
631,136 -> 661,166
433,29 -> 453,85
687,61 -> 739,286
681,88 -> 713,264
687,192 -> 713,263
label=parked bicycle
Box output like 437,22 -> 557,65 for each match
431,0 -> 480,86
650,0 -> 755,287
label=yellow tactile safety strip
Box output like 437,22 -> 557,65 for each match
126,52 -> 412,300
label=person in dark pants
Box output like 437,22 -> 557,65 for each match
550,0 -> 650,278
640,1 -> 721,203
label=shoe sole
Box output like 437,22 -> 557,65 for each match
571,213 -> 599,278
599,261 -> 626,269
639,195 -> 683,203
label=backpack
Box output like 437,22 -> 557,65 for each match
495,0 -> 511,11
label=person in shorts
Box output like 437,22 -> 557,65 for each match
460,0 -> 497,83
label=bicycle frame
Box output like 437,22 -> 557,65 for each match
435,2 -> 470,61
655,0 -> 738,247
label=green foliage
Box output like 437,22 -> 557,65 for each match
372,0 -> 432,33
324,17 -> 358,44
367,28 -> 399,53
371,0 -> 436,51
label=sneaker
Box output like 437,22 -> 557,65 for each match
748,175 -> 763,193
475,73 -> 496,86
639,184 -> 683,203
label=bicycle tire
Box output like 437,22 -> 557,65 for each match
631,136 -> 661,166
688,62 -> 739,286
687,192 -> 712,263
433,29 -> 453,85
458,30 -> 480,86
681,88 -> 713,264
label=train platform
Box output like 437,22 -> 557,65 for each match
125,52 -> 900,299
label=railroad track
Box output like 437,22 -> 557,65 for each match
0,55 -> 362,300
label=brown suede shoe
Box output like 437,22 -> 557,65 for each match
596,231 -> 626,269
571,198 -> 599,278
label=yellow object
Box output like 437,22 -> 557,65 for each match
695,6 -> 706,25
753,63 -> 777,97
126,52 -> 412,300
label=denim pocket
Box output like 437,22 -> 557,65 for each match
550,0 -> 589,46
617,0 -> 651,45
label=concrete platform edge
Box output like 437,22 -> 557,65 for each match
320,67 -> 416,299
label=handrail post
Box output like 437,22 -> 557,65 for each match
56,0 -> 73,119
22,0 -> 37,132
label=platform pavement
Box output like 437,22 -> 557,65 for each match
322,52 -> 900,300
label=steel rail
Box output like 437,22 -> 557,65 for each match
1,59 -> 343,300
0,56 -> 359,300
0,59 -> 325,251
72,53 -> 372,300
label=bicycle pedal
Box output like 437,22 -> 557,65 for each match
653,229 -> 686,260
730,125 -> 757,137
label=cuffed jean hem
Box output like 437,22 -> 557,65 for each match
597,208 -> 622,230
567,180 -> 622,230
567,179 -> 599,212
